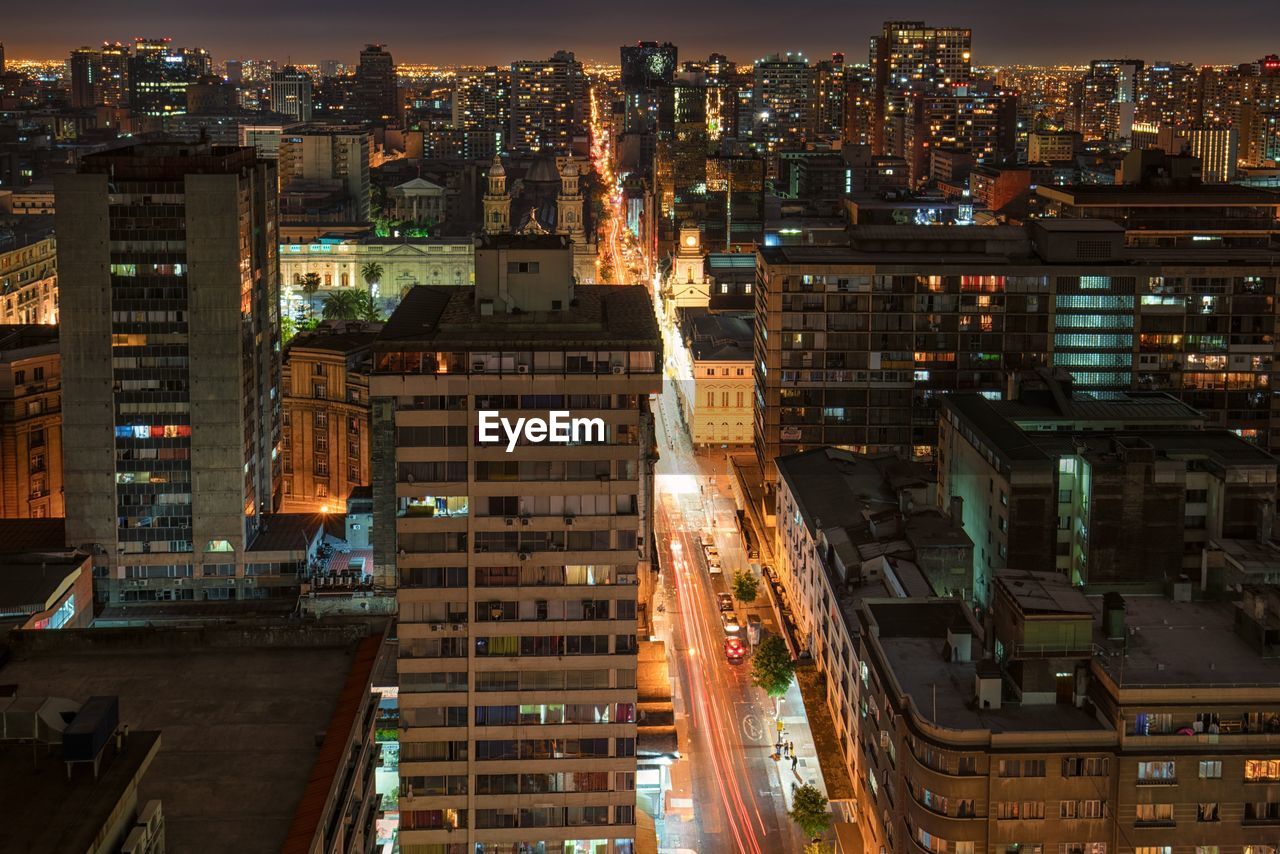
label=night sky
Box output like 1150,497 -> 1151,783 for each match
5,0 -> 1279,66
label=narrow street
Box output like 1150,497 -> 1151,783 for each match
651,378 -> 807,854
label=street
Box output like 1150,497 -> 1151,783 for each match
651,378 -> 807,854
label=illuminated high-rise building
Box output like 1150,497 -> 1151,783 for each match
869,20 -> 972,151
55,141 -> 281,600
269,66 -> 313,122
814,53 -> 846,141
452,66 -> 509,149
1069,59 -> 1144,144
1138,61 -> 1197,126
68,47 -> 100,109
354,43 -> 398,124
128,38 -> 211,116
750,52 -> 816,152
509,51 -> 588,155
370,235 -> 662,852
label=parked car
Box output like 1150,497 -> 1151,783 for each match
721,611 -> 743,635
724,637 -> 747,664
716,592 -> 734,613
704,544 -> 719,558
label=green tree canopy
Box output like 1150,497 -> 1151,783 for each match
732,569 -> 759,603
360,261 -> 385,287
299,272 -> 322,295
323,289 -> 384,323
750,634 -> 795,699
789,785 -> 831,840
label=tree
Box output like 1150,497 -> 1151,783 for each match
789,785 -> 831,840
751,635 -> 795,700
732,569 -> 758,603
281,316 -> 297,347
360,261 -> 385,290
803,843 -> 833,854
299,272 -> 322,297
323,289 -> 384,323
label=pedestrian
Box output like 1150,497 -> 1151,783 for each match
782,742 -> 789,758
788,740 -> 795,758
791,754 -> 798,771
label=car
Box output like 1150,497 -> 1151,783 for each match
721,611 -> 743,635
716,592 -> 734,613
707,555 -> 722,575
704,544 -> 719,558
724,637 -> 746,664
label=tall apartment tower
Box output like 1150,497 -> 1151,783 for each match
509,51 -> 588,155
354,43 -> 398,124
269,66 -> 313,122
370,234 -> 662,851
55,142 -> 281,597
869,20 -> 972,152
69,47 -> 101,109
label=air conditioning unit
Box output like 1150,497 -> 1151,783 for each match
517,365 -> 531,374
505,518 -> 515,526
521,518 -> 530,526
611,365 -> 625,375
564,516 -> 574,525
431,624 -> 442,632
518,551 -> 531,561
451,623 -> 463,631
352,523 -> 362,530
473,362 -> 486,373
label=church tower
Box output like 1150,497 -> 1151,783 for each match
556,159 -> 584,239
482,154 -> 510,235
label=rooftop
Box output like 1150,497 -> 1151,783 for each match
286,321 -> 382,355
0,552 -> 87,618
0,324 -> 58,357
248,513 -> 326,553
0,215 -> 55,255
1,623 -> 382,854
677,308 -> 752,362
0,518 -> 66,554
377,285 -> 661,350
0,729 -> 162,854
867,600 -> 1107,733
1037,183 -> 1280,206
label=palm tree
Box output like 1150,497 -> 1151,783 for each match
323,289 -> 385,323
360,262 -> 384,290
297,272 -> 323,319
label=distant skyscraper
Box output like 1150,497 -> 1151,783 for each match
128,38 -> 211,115
509,51 -> 588,155
452,66 -> 509,149
318,59 -> 342,79
270,66 -> 313,121
278,125 -> 372,221
620,41 -> 677,91
69,47 -> 100,109
1183,126 -> 1240,182
751,53 -> 816,152
869,20 -> 972,152
815,53 -> 846,141
1138,61 -> 1197,126
55,141 -> 281,599
1070,59 -> 1144,144
224,59 -> 243,84
353,44 -> 398,123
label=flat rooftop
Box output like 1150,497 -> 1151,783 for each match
1,624 -> 380,854
1089,594 -> 1280,688
1037,183 -> 1280,206
868,600 -> 1107,734
0,729 -> 162,854
0,324 -> 58,356
377,284 -> 661,350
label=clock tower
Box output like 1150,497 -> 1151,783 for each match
482,154 -> 510,235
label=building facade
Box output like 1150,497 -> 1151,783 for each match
369,235 -> 661,853
753,221 -> 1280,484
278,125 -> 373,222
0,218 -> 57,324
55,142 -> 282,601
0,325 -> 62,518
673,308 -> 753,448
281,323 -> 378,514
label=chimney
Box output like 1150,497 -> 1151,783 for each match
1257,499 -> 1275,545
949,495 -> 964,528
1103,591 -> 1126,640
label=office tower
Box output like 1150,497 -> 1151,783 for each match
452,66 -> 510,149
185,74 -> 237,115
509,51 -> 588,155
97,42 -> 130,106
0,325 -> 62,519
270,66 -> 313,122
223,59 -> 243,84
620,41 -> 677,92
1070,59 -> 1144,143
318,59 -> 342,79
280,323 -> 378,514
369,234 -> 661,851
128,38 -> 211,116
277,124 -> 372,222
653,77 -> 708,243
699,53 -> 738,140
354,43 -> 398,124
842,63 -> 877,147
1182,125 -> 1240,182
752,220 -> 1280,485
749,53 -> 815,152
869,20 -> 973,151
814,53 -> 846,141
1138,61 -> 1197,126
55,141 -> 281,598
68,47 -> 100,109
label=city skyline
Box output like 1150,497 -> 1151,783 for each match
4,0 -> 1280,66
